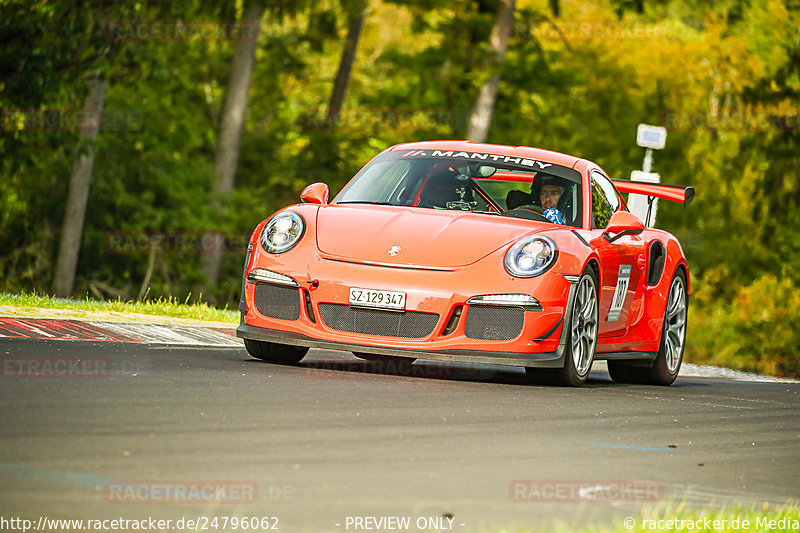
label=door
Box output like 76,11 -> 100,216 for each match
587,170 -> 646,338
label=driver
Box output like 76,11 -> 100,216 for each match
537,177 -> 566,224
506,174 -> 567,224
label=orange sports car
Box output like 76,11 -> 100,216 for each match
236,141 -> 694,386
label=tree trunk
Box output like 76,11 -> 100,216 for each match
52,72 -> 107,297
466,0 -> 516,143
327,3 -> 367,125
203,2 -> 265,290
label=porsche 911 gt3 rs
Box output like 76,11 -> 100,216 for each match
236,141 -> 694,386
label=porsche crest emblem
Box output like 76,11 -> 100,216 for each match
388,246 -> 402,256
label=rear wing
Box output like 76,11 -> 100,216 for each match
612,180 -> 695,206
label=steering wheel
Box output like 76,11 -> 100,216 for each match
501,204 -> 550,222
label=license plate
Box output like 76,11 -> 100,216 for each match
349,287 -> 406,312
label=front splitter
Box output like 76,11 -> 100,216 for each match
236,322 -> 567,369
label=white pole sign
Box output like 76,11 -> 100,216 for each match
629,124 -> 667,226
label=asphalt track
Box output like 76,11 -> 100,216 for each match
1,338 -> 799,532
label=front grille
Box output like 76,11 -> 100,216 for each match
464,305 -> 524,340
318,303 -> 439,339
254,283 -> 301,320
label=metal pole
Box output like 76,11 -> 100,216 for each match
643,148 -> 653,173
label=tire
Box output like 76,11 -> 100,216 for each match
608,269 -> 687,385
353,353 -> 417,364
526,266 -> 599,387
244,339 -> 308,364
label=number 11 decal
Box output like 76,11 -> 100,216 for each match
607,264 -> 632,321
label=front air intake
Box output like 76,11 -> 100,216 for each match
318,304 -> 439,339
464,305 -> 524,341
254,284 -> 301,320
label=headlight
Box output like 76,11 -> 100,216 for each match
504,236 -> 558,278
260,211 -> 305,253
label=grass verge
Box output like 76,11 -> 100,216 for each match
0,292 -> 238,324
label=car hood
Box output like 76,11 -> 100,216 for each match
315,205 -> 548,268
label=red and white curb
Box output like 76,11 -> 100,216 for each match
92,322 -> 241,347
0,317 -> 241,347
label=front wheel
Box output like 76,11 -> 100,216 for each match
608,269 -> 687,385
244,339 -> 308,364
526,267 -> 599,386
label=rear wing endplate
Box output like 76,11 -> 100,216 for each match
612,180 -> 695,206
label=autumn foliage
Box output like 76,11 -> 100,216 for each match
0,0 -> 798,374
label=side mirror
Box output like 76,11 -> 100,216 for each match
603,211 -> 644,243
301,182 -> 329,205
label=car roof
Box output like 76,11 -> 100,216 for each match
387,140 -> 584,170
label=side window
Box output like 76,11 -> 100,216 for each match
590,171 -> 620,229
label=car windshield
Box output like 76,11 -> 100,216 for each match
333,151 -> 583,226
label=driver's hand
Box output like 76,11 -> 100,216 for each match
543,208 -> 565,224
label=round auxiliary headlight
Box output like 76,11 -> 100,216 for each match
260,211 -> 305,253
504,236 -> 558,278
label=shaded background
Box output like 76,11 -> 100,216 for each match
1,0 -> 798,373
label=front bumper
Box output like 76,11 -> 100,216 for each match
236,252 -> 580,368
